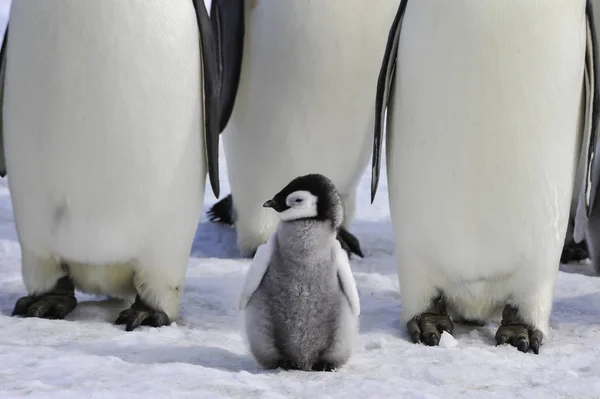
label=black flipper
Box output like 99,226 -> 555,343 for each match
0,23 -> 9,178
211,0 -> 245,132
337,227 -> 364,258
370,0 -> 408,203
192,0 -> 221,198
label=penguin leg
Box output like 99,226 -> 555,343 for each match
494,273 -> 555,355
495,305 -> 544,355
13,276 -> 77,319
115,235 -> 190,331
12,249 -> 77,319
207,194 -> 235,226
406,295 -> 454,346
115,294 -> 170,331
114,262 -> 181,331
315,302 -> 357,371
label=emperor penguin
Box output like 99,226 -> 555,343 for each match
205,0 -> 401,258
239,173 -> 360,372
0,0 -> 222,331
371,0 -> 600,353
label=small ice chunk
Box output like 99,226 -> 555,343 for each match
439,331 -> 458,348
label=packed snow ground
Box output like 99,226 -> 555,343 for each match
1,2 -> 600,399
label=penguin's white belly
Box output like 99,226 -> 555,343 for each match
223,0 -> 400,249
388,1 -> 585,315
3,0 -> 205,265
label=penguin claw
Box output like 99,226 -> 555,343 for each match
207,194 -> 235,226
516,337 -> 529,353
406,313 -> 454,346
494,305 -> 543,354
406,296 -> 454,346
115,295 -> 170,332
12,276 -> 77,320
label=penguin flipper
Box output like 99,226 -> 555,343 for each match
211,0 -> 244,132
333,240 -> 360,317
192,0 -> 221,198
0,23 -> 9,178
238,233 -> 275,310
371,0 -> 408,203
574,1 -> 600,242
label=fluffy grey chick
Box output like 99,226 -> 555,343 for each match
239,173 -> 361,372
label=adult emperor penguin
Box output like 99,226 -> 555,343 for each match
0,0 -> 221,331
372,0 -> 600,353
239,174 -> 360,371
205,0 -> 401,258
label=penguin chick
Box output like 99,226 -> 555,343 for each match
239,173 -> 361,372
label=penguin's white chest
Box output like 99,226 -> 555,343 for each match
388,1 -> 585,285
223,0 -> 399,197
2,1 -> 206,264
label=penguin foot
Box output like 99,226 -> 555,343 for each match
337,227 -> 364,258
560,240 -> 589,264
115,295 -> 170,332
495,305 -> 543,354
406,296 -> 454,346
12,276 -> 77,319
207,194 -> 235,226
276,359 -> 300,371
312,360 -> 337,372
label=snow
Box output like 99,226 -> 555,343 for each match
1,2 -> 600,399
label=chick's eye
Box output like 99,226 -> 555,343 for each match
294,198 -> 303,203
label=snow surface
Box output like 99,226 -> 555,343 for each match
1,1 -> 600,398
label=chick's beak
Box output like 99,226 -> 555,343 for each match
263,199 -> 276,208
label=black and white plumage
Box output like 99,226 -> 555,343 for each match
239,174 -> 360,372
372,0 -> 600,354
0,1 -> 221,331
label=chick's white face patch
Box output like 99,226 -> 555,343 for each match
279,190 -> 318,221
